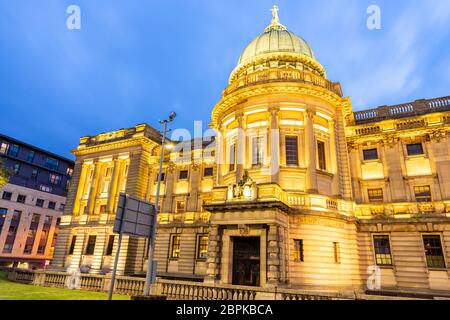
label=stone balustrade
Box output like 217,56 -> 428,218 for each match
355,201 -> 450,218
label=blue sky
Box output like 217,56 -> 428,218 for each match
0,0 -> 449,158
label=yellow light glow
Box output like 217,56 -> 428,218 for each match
247,121 -> 268,128
280,120 -> 304,126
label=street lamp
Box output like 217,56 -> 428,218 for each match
144,112 -> 176,296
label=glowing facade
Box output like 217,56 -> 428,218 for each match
52,8 -> 450,293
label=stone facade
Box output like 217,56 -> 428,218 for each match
51,9 -> 450,295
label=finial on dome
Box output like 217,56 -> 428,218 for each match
265,5 -> 287,32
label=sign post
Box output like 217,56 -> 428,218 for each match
108,193 -> 155,300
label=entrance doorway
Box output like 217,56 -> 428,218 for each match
232,237 -> 260,286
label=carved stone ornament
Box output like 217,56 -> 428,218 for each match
429,129 -> 446,143
227,170 -> 258,201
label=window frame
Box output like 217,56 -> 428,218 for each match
84,235 -> 97,256
178,170 -> 189,180
196,234 -> 209,260
414,185 -> 432,203
203,167 -> 213,177
363,148 -> 379,161
422,234 -> 446,269
368,188 -> 384,203
294,239 -> 304,262
406,143 -> 425,156
285,135 -> 299,166
169,234 -> 181,260
372,235 -> 393,266
317,140 -> 327,171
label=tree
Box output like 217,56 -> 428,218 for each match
0,158 -> 9,189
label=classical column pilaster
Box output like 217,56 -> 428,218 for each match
329,119 -> 340,197
205,226 -> 221,284
267,224 -> 281,286
106,158 -> 121,214
269,107 -> 280,184
72,162 -> 89,216
216,128 -> 224,185
304,111 -> 318,192
236,112 -> 245,183
86,161 -> 102,215
90,231 -> 107,274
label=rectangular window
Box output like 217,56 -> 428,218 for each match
196,234 -> 208,260
13,163 -> 20,175
0,208 -> 7,233
49,174 -> 62,185
2,192 -> 12,201
252,136 -> 264,166
368,188 -> 383,203
59,203 -> 65,212
285,136 -> 299,166
24,229 -> 37,254
407,143 -> 424,156
36,199 -> 44,207
31,169 -> 39,180
179,170 -> 188,180
373,235 -> 392,266
333,242 -> 341,264
229,143 -> 236,172
16,194 -> 26,204
68,236 -> 77,255
204,167 -> 213,177
67,167 -> 74,177
48,201 -> 56,210
105,235 -> 115,256
159,172 -> 165,182
99,205 -> 107,214
85,235 -> 97,255
31,213 -> 41,224
44,216 -> 53,225
363,148 -> 378,161
176,201 -> 185,213
27,151 -> 35,163
45,157 -> 59,171
294,239 -> 304,262
423,235 -> 446,268
317,141 -> 326,171
8,144 -> 20,157
414,185 -> 432,202
170,235 -> 181,259
0,142 -> 9,154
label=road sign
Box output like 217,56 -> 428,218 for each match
113,193 -> 155,238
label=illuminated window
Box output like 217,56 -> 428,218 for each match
39,184 -> 52,193
68,236 -> 77,255
85,235 -> 97,255
0,142 -> 9,154
99,205 -> 107,214
317,141 -> 326,170
285,136 -> 298,166
294,239 -> 304,262
423,235 -> 446,268
170,235 -> 181,259
373,235 -> 392,266
31,213 -> 41,224
196,234 -> 208,260
179,170 -> 188,180
229,143 -> 236,172
105,235 -> 115,256
333,242 -> 341,264
204,167 -> 213,177
368,188 -> 383,203
67,167 -> 74,177
414,185 -> 432,202
0,208 -> 7,233
363,148 -> 378,161
176,201 -> 185,213
49,174 -> 62,185
252,136 -> 264,166
406,143 -> 424,156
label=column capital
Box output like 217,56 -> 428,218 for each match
304,110 -> 315,119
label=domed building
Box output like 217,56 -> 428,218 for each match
48,6 -> 450,298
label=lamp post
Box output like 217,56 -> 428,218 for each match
143,112 -> 176,296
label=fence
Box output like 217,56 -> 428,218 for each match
5,269 -> 354,300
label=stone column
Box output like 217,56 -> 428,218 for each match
106,158 -> 121,214
329,119 -> 340,196
86,161 -> 102,215
304,111 -> 318,192
72,162 -> 89,216
205,226 -> 221,284
269,108 -> 280,184
236,112 -> 245,183
267,224 -> 281,286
